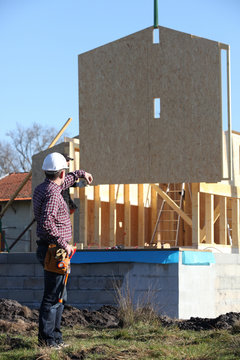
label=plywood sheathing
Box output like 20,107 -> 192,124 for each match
79,26 -> 223,185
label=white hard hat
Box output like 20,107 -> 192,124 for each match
42,152 -> 69,171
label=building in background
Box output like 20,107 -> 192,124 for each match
0,172 -> 32,252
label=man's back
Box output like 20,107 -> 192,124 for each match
33,178 -> 71,248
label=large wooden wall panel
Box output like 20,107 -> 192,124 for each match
79,32 -> 149,184
79,26 -> 222,185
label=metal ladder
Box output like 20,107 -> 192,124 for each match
150,183 -> 186,247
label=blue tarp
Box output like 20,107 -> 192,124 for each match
71,250 -> 215,266
182,251 -> 215,265
71,250 -> 179,264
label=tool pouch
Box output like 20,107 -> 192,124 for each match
44,244 -> 69,274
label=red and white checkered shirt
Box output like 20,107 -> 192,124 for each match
33,170 -> 85,249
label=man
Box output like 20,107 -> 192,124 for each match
33,152 -> 93,348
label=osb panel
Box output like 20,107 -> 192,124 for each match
79,26 -> 222,184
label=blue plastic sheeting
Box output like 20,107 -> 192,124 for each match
182,251 -> 215,266
71,250 -> 179,264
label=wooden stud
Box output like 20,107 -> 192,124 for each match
183,184 -> 192,246
124,184 -> 131,247
79,187 -> 88,247
200,204 -> 220,243
151,184 -> 158,240
94,186 -> 101,247
219,196 -> 227,245
226,45 -> 233,180
232,198 -> 240,249
109,185 -> 116,247
205,194 -> 214,244
192,183 -> 200,246
138,184 -> 145,247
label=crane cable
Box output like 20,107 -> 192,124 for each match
154,0 -> 159,28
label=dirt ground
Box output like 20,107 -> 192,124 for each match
1,298 -> 240,335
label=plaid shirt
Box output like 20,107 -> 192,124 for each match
33,170 -> 85,249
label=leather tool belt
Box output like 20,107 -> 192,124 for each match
44,244 -> 70,274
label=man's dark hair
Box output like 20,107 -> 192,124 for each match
45,170 -> 63,180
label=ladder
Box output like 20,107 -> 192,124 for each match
150,183 -> 186,247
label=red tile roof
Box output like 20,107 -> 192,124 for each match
0,173 -> 32,201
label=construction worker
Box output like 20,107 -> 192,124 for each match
33,152 -> 93,348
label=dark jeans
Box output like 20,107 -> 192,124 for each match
36,243 -> 67,346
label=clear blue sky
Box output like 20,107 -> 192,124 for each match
0,0 -> 239,143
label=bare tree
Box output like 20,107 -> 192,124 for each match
0,141 -> 19,176
0,122 -> 64,177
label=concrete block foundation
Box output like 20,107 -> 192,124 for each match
0,250 -> 240,319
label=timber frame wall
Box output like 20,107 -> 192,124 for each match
64,133 -> 240,253
31,134 -> 240,253
74,181 -> 240,252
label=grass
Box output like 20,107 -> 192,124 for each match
1,282 -> 240,360
1,322 -> 240,360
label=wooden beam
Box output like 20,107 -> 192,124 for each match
124,184 -> 131,247
232,198 -> 240,248
79,187 -> 88,247
184,184 -> 192,246
94,186 -> 101,247
226,45 -> 233,180
200,183 -> 240,199
151,184 -> 192,226
109,185 -> 116,247
192,183 -> 200,246
219,197 -> 227,245
205,194 -> 214,244
0,117 -> 72,219
151,184 -> 158,239
138,184 -> 145,246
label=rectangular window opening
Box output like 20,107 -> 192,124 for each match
153,28 -> 160,44
154,98 -> 161,118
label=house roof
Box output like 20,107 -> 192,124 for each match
0,173 -> 32,202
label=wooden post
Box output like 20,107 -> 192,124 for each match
226,45 -> 233,180
138,184 -> 145,247
124,184 -> 131,247
219,196 -> 227,245
205,194 -> 214,244
109,185 -> 116,247
94,186 -> 101,247
79,187 -> 88,247
69,140 -> 75,235
151,184 -> 158,240
192,183 -> 200,247
184,184 -> 192,246
232,198 -> 240,249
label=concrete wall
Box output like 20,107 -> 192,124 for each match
179,253 -> 216,319
214,253 -> 240,315
0,252 -> 179,317
1,252 -> 240,319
